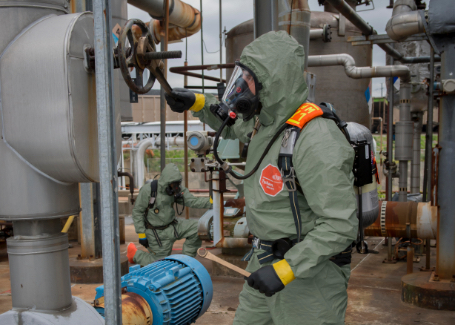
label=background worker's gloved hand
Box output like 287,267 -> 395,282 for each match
164,88 -> 205,113
138,233 -> 149,248
245,260 -> 295,297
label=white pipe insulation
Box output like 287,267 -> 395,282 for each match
385,0 -> 425,42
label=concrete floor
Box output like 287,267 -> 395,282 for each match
0,221 -> 454,324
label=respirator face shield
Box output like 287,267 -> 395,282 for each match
215,62 -> 261,122
166,181 -> 183,199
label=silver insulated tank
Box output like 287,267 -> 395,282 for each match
225,3 -> 372,127
346,122 -> 379,228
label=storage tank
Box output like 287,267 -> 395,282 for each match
225,4 -> 372,127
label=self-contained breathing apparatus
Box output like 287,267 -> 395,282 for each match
210,97 -> 377,264
143,180 -> 184,246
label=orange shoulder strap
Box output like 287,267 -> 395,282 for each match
286,102 -> 323,129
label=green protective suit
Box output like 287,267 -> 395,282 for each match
132,163 -> 212,266
192,31 -> 358,324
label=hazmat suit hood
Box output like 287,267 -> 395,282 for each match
158,163 -> 182,193
239,31 -> 308,127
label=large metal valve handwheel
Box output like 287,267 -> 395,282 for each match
117,19 -> 157,94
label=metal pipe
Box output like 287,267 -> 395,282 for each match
310,28 -> 324,39
184,60 -> 189,219
364,201 -> 437,239
159,0 -> 169,172
118,171 -> 135,204
128,0 -> 202,43
135,138 -> 154,188
436,45 -> 455,280
215,238 -> 251,248
254,0 -> 278,38
324,0 -> 418,62
307,54 -> 410,81
278,0 -> 311,70
423,47 -> 435,202
411,112 -> 422,194
385,0 -> 424,42
387,53 -> 395,201
80,183 -> 95,259
219,0 -> 222,82
212,171 -> 222,246
93,0 -> 122,321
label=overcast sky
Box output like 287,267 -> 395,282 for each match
127,0 -> 394,97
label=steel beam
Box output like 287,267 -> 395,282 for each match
93,0 -> 122,322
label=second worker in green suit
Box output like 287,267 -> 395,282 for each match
127,163 -> 212,266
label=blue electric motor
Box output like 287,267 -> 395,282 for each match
94,254 -> 213,325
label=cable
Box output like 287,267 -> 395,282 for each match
213,116 -> 288,180
203,40 -> 220,54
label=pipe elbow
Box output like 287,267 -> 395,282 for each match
386,11 -> 424,42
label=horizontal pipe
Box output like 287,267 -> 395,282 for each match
307,54 -> 410,81
324,0 -> 418,62
214,237 -> 251,248
128,0 -> 201,43
364,201 -> 437,239
310,29 -> 324,39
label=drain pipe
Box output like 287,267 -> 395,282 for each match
323,0 -> 431,64
385,0 -> 425,42
127,0 -> 202,43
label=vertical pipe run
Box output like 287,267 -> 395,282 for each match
411,112 -> 423,194
184,61 -> 189,219
200,0 -> 204,94
254,0 -> 278,38
160,0 -> 169,172
212,172 -> 222,246
93,0 -> 122,321
387,55 -> 394,201
436,46 -> 455,280
423,47 -> 435,202
219,0 -> 222,82
80,183 -> 95,259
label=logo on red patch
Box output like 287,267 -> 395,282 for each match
259,164 -> 283,197
236,86 -> 242,93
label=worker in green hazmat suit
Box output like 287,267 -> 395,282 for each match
127,163 -> 212,266
165,31 -> 358,324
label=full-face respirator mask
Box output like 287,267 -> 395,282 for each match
210,61 -> 262,125
166,181 -> 183,200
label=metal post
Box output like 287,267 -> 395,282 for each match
93,0 -> 122,321
212,171 -> 222,246
436,45 -> 455,280
219,0 -> 222,82
200,0 -> 204,94
160,0 -> 169,172
254,0 -> 278,38
184,60 -> 189,219
423,47 -> 435,202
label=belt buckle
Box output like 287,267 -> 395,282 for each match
252,237 -> 260,249
280,167 -> 297,192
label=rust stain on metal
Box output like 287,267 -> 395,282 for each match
430,145 -> 440,206
121,292 -> 153,325
224,198 -> 245,210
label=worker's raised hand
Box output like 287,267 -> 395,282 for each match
165,88 -> 196,113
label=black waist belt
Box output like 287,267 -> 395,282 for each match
145,219 -> 178,247
247,236 -> 352,267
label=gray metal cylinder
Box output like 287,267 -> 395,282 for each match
277,0 -> 311,70
0,0 -> 80,221
254,0 -> 278,39
346,122 -> 379,228
411,113 -> 423,194
7,231 -> 72,311
12,219 -> 62,237
395,121 -> 414,160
